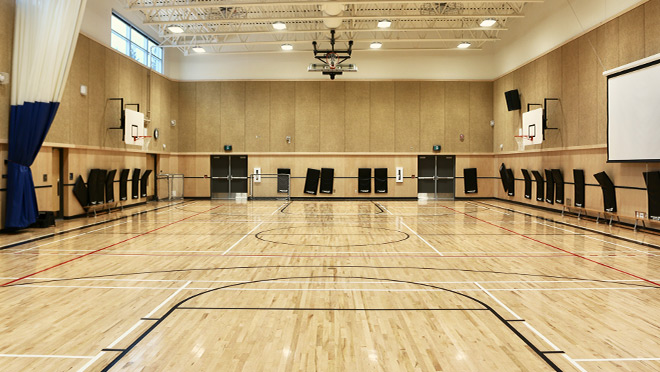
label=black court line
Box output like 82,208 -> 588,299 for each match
541,351 -> 566,354
141,317 -> 160,321
177,307 -> 489,311
102,348 -> 126,352
506,319 -> 526,322
279,200 -> 386,216
5,265 -> 656,289
474,200 -> 660,251
255,226 -> 410,247
99,275 -> 563,372
0,200 -> 188,251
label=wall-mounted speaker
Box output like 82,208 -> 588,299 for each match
594,171 -> 617,212
463,168 -> 478,194
532,170 -> 544,202
320,168 -> 334,194
552,169 -> 564,204
504,89 -> 521,111
573,169 -> 585,207
521,169 -> 532,199
643,171 -> 660,220
304,168 -> 320,195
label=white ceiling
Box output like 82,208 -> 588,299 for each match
83,0 -> 646,80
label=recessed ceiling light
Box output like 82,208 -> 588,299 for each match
281,44 -> 293,51
167,26 -> 184,34
192,46 -> 206,53
272,21 -> 286,30
457,41 -> 471,49
370,42 -> 382,49
480,19 -> 497,27
377,19 -> 391,28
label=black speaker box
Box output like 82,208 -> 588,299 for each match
374,168 -> 388,193
505,168 -> 515,196
131,168 -> 141,199
643,171 -> 660,220
463,168 -> 478,194
119,169 -> 130,201
521,169 -> 532,199
573,169 -> 586,207
544,169 -> 554,204
552,169 -> 564,204
277,168 -> 290,193
594,171 -> 617,212
358,168 -> 371,193
106,170 -> 117,203
532,170 -> 545,202
141,169 -> 152,197
73,175 -> 89,207
304,168 -> 320,195
320,168 -> 334,194
499,163 -> 509,193
504,89 -> 521,111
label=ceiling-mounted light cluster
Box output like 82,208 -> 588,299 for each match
192,46 -> 206,53
457,41 -> 471,49
377,19 -> 391,28
167,26 -> 184,34
370,42 -> 382,49
480,19 -> 497,27
272,21 -> 286,30
281,44 -> 293,51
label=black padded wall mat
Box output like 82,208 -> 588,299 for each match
131,168 -> 141,199
73,175 -> 89,207
532,170 -> 544,202
140,170 -> 152,197
463,168 -> 478,194
97,170 -> 107,204
119,169 -> 130,201
594,171 -> 617,212
498,163 -> 509,193
87,169 -> 104,205
643,171 -> 660,220
544,169 -> 554,204
358,168 -> 371,193
521,169 -> 532,199
277,168 -> 290,193
304,168 -> 320,195
374,168 -> 388,193
551,169 -> 564,204
320,168 -> 334,194
505,168 -> 515,196
573,169 -> 586,207
106,170 -> 117,203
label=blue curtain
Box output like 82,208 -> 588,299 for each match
5,102 -> 60,229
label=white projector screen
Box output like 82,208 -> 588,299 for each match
607,59 -> 660,162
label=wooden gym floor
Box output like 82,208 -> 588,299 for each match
0,200 -> 659,371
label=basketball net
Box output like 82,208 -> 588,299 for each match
325,52 -> 338,69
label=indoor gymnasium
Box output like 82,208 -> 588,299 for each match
1,0 -> 660,371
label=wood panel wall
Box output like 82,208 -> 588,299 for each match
0,0 -> 14,142
177,81 -> 494,153
493,0 -> 660,153
47,35 -> 180,153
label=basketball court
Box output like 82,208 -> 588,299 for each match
0,199 -> 658,371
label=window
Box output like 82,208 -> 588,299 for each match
111,13 -> 163,73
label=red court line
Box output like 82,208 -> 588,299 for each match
441,205 -> 660,287
0,205 -> 223,287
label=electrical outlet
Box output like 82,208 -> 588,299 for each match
69,173 -> 74,180
43,174 -> 47,182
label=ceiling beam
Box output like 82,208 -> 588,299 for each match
164,27 -> 508,38
145,14 -> 525,26
182,47 -> 483,55
128,0 -> 542,11
161,37 -> 499,47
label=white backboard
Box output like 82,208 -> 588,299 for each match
124,109 -> 145,146
522,108 -> 544,148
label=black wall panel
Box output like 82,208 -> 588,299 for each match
119,169 -> 130,201
544,169 -> 554,204
532,170 -> 544,202
304,168 -> 320,195
594,171 -> 617,212
521,169 -> 532,199
463,168 -> 478,194
573,169 -> 585,207
358,168 -> 371,193
552,169 -> 564,204
320,168 -> 334,194
374,168 -> 388,193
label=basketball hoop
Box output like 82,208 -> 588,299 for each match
325,52 -> 338,69
132,135 -> 152,141
514,135 -> 534,151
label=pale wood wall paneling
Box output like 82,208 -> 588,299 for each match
0,0 -> 13,142
444,82 -> 470,153
245,81 -> 270,152
369,82 -> 396,152
395,81 -> 420,153
618,5 -> 646,66
195,82 -> 221,152
319,82 -> 345,152
469,82 -> 493,152
270,82 -> 295,152
646,0 -> 660,55
294,81 -> 320,152
344,82 -> 371,152
419,82 -> 445,152
178,82 -> 196,152
221,81 -> 246,152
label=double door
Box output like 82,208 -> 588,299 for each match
211,155 -> 248,199
418,155 -> 455,200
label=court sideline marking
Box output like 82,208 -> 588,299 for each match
221,203 -> 287,255
0,206 -> 222,287
376,202 -> 443,256
439,204 -> 660,287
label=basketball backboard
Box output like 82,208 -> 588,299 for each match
522,108 -> 544,148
